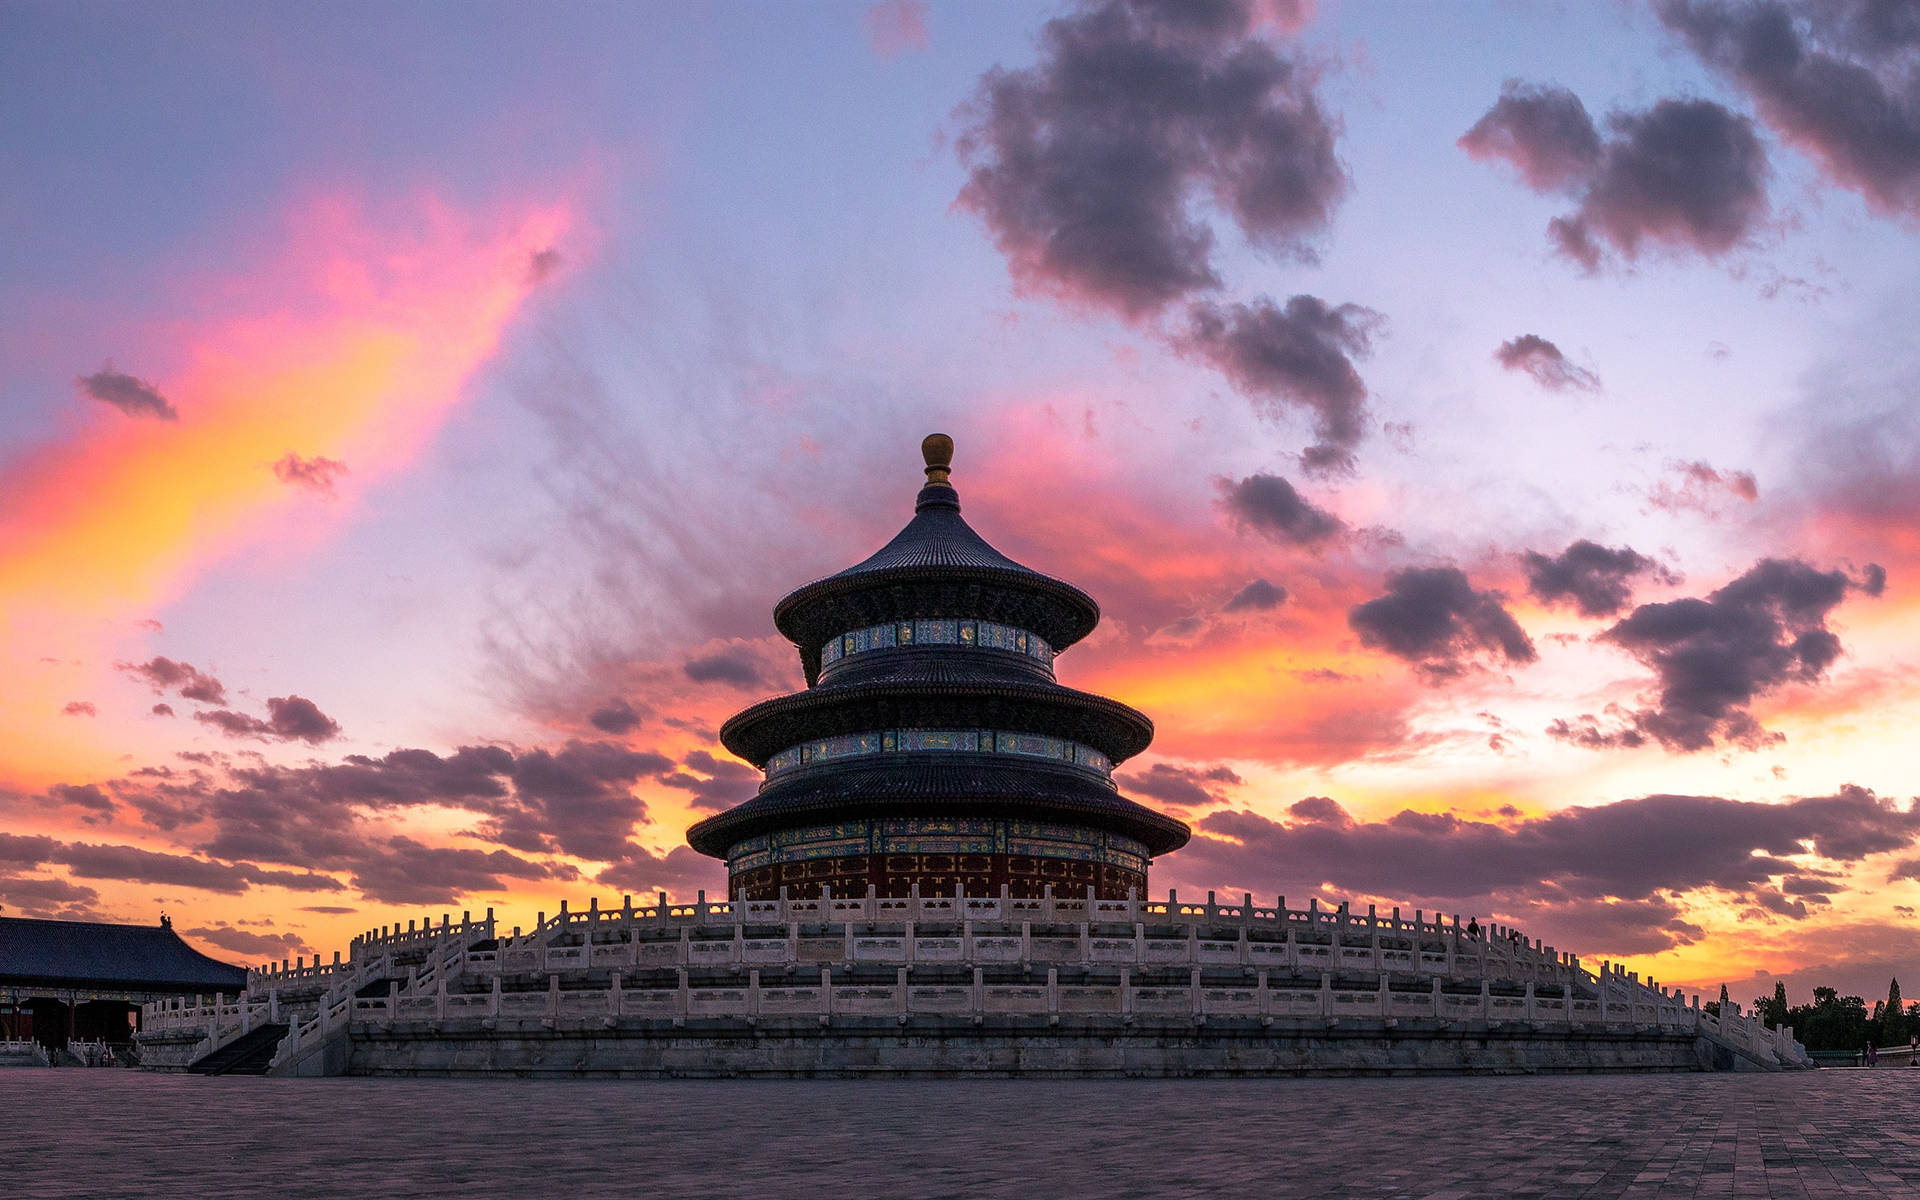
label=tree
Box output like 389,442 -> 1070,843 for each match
1794,988 -> 1871,1052
1757,981 -> 1789,1028
1884,979 -> 1906,1045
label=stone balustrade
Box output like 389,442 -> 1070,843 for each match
0,1037 -> 51,1067
487,887 -> 1586,986
141,888 -> 1808,1076
483,921 -> 1562,982
344,910 -> 494,963
347,965 -> 1716,1031
525,887 -> 1559,952
248,951 -> 350,988
140,993 -> 275,1037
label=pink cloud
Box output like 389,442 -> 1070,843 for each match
864,0 -> 928,58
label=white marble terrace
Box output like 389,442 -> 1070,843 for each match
140,887 -> 1810,1072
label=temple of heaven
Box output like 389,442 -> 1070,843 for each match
136,434 -> 1811,1078
686,434 -> 1190,901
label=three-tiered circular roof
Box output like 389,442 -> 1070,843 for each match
686,435 -> 1190,860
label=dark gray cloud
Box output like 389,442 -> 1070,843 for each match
1545,713 -> 1648,750
121,656 -> 228,706
192,741 -> 652,871
1223,577 -> 1288,611
1458,81 -> 1602,191
683,651 -> 764,688
0,873 -> 100,916
588,697 -> 646,734
1595,557 -> 1872,751
61,701 -> 96,717
1175,785 -> 1919,954
1661,0 -> 1920,222
1181,296 -> 1382,448
76,365 -> 177,420
49,783 -> 113,816
490,740 -> 670,860
1118,761 -> 1243,809
1554,99 -> 1772,270
175,748 -> 513,858
596,842 -> 726,898
1522,539 -> 1672,618
525,247 -> 564,284
191,747 -> 518,866
193,695 -> 343,745
1494,334 -> 1601,392
657,749 -> 760,812
1348,566 -> 1537,680
183,924 -> 308,959
193,709 -> 264,739
42,736 -> 682,908
51,841 -> 343,895
343,836 -> 574,906
954,0 -> 1347,318
1462,81 -> 1770,269
265,696 -> 341,744
151,703 -> 175,717
0,832 -> 58,867
1297,442 -> 1356,478
1218,472 -> 1344,545
272,453 -> 348,497
96,740 -> 640,901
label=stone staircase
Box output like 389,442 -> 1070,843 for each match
187,1022 -> 288,1076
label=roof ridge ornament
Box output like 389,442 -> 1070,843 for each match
922,432 -> 954,486
915,432 -> 959,512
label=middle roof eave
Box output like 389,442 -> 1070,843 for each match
718,679 -> 1155,767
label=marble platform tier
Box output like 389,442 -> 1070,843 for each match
137,888 -> 1809,1077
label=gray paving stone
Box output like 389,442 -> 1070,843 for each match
2,1069 -> 1918,1198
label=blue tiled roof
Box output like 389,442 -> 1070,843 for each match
0,916 -> 248,992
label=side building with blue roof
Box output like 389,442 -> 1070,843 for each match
1,915 -> 247,1051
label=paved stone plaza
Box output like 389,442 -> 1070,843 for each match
4,1069 -> 1917,1198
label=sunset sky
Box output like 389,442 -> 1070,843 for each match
3,0 -> 1918,1007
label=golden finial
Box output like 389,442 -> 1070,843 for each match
922,433 -> 954,486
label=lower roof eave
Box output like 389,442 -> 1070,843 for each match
685,761 -> 1190,859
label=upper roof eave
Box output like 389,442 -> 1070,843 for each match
771,483 -> 1101,658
